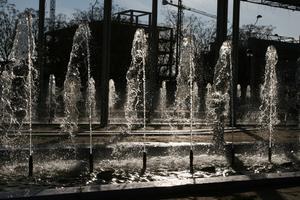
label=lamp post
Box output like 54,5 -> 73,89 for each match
249,15 -> 262,38
254,15 -> 262,26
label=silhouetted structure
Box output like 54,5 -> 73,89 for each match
36,0 -> 300,125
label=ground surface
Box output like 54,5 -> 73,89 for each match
0,127 -> 299,194
2,126 -> 299,145
164,186 -> 300,200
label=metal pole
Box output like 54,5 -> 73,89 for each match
175,0 -> 183,76
38,0 -> 45,119
231,0 -> 240,128
216,0 -> 228,48
231,0 -> 240,166
100,0 -> 112,127
150,0 -> 159,117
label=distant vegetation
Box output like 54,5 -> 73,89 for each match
0,0 -> 275,62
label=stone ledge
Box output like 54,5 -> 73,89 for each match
1,171 -> 299,200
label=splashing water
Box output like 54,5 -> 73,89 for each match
259,46 -> 279,147
246,85 -> 251,99
0,69 -> 15,135
206,41 -> 232,149
158,81 -> 174,130
86,78 -> 96,121
61,23 -> 92,136
174,37 -> 195,126
125,28 -> 148,130
26,13 -> 35,156
205,83 -> 212,114
79,23 -> 95,157
46,74 -> 57,123
193,82 -> 200,114
9,15 -> 37,63
109,79 -> 118,110
158,81 -> 167,112
237,84 -> 241,98
86,77 -> 96,154
7,13 -> 38,133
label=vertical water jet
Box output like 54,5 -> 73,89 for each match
259,46 -> 279,163
81,23 -> 94,173
188,36 -> 195,174
61,23 -> 92,137
125,29 -> 148,172
125,29 -> 148,131
47,74 -> 56,123
206,41 -> 232,151
27,13 -> 34,176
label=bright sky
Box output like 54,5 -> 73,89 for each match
8,0 -> 300,39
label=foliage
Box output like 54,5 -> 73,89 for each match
163,9 -> 216,52
239,24 -> 276,40
0,0 -> 18,61
69,0 -> 123,25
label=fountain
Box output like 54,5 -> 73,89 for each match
205,83 -> 212,113
60,23 -> 92,136
4,12 -> 38,176
173,35 -> 196,172
174,37 -> 194,126
158,81 -> 176,130
83,24 -> 95,173
246,85 -> 251,99
109,79 -> 118,111
237,84 -> 241,99
125,29 -> 148,131
193,82 -> 200,116
0,69 -> 15,136
206,41 -> 232,151
26,14 -> 34,176
46,74 -> 56,123
158,81 -> 167,113
259,45 -> 279,162
187,37 -> 195,173
7,13 -> 38,132
124,28 -> 148,171
0,11 -> 299,199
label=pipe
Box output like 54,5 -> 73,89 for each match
29,155 -> 33,177
142,151 -> 147,173
190,149 -> 194,174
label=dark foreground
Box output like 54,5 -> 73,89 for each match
166,186 -> 300,200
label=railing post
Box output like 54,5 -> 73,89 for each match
37,0 -> 46,120
231,0 -> 240,127
100,0 -> 112,127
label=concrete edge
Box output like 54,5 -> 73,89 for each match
1,171 -> 299,200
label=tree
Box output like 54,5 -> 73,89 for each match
163,9 -> 216,53
0,0 -> 18,62
69,0 -> 123,25
239,24 -> 276,41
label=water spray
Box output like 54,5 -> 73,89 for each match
27,12 -> 34,177
259,46 -> 278,163
142,34 -> 147,173
84,24 -> 93,173
188,36 -> 194,174
230,43 -> 235,166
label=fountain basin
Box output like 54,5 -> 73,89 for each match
0,128 -> 299,194
0,172 -> 299,200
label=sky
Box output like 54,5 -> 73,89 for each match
8,0 -> 300,39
